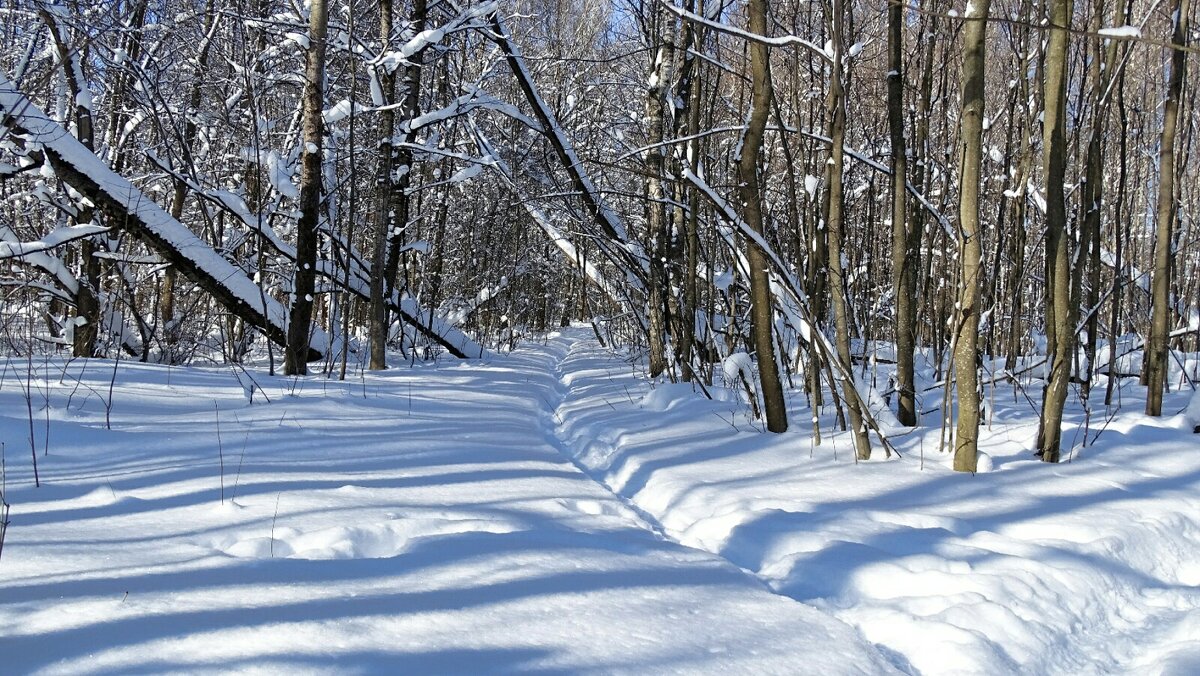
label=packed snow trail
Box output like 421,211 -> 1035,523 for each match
549,328 -> 1200,676
0,339 -> 898,674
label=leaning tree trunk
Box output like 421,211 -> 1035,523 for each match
1036,0 -> 1075,460
1145,0 -> 1190,415
284,0 -> 328,375
952,0 -> 994,472
741,0 -> 788,432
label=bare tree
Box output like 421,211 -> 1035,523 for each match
742,0 -> 787,432
284,0 -> 329,375
1036,0 -> 1075,461
889,0 -> 918,427
1145,0 -> 1191,415
952,0 -> 994,472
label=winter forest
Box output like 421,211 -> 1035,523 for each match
1,0 -> 1199,672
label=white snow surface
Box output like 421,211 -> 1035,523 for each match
1098,25 -> 1143,38
3,328 -> 1199,674
0,333 -> 894,675
549,330 -> 1200,676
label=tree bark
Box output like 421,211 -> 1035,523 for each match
825,0 -> 869,455
40,7 -> 102,358
1036,0 -> 1075,460
742,0 -> 787,432
953,0 -> 993,472
284,0 -> 329,375
888,0 -> 918,426
1146,0 -> 1190,415
644,7 -> 674,378
383,0 -> 429,303
369,0 -> 396,371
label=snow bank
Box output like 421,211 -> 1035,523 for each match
551,328 -> 1200,675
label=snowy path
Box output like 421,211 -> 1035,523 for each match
549,329 -> 1200,676
7,327 -> 1199,674
0,338 -> 897,674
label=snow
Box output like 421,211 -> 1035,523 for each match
0,223 -> 108,259
0,333 -> 895,674
1099,25 -> 1143,38
721,351 -> 755,386
4,328 -> 1200,672
284,32 -> 310,50
377,3 -> 497,74
321,99 -> 358,125
805,174 -> 821,198
661,2 -> 829,61
549,329 -> 1200,675
447,162 -> 483,184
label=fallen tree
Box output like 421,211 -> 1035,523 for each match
0,71 -> 325,361
1,71 -> 486,362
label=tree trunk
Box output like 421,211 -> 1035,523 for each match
644,7 -> 674,378
953,0 -> 993,472
383,0 -> 429,303
41,8 -> 102,358
284,0 -> 329,375
824,0 -> 869,455
1036,0 -> 1075,460
369,0 -> 396,371
674,0 -> 704,382
1078,0 -> 1120,402
1146,0 -> 1190,415
888,0 -> 918,426
741,0 -> 787,432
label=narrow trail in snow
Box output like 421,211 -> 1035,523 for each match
527,328 -> 1200,676
532,331 -> 790,598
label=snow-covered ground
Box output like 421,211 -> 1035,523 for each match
2,327 -> 1199,674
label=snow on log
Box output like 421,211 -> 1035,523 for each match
187,175 -> 484,359
0,71 -> 326,361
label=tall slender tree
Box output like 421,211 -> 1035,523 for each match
742,0 -> 788,432
889,0 -> 918,427
1036,0 -> 1075,461
953,0 -> 994,472
284,0 -> 329,375
1146,0 -> 1191,415
825,0 -> 870,456
369,0 -> 396,371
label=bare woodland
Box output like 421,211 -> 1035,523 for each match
0,0 -> 1196,471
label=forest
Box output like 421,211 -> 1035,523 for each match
0,0 -> 1195,465
1,0 -> 1199,672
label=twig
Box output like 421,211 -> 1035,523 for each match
22,349 -> 39,486
0,442 -> 10,564
231,432 -> 249,501
214,402 -> 224,505
105,342 -> 121,430
270,492 -> 281,558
